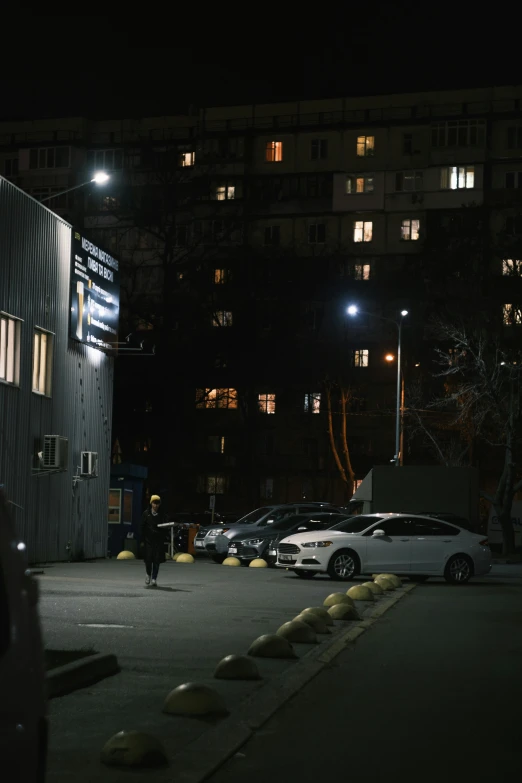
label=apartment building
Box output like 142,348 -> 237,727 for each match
1,85 -> 521,510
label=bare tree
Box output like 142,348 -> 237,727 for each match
405,318 -> 522,554
324,379 -> 356,498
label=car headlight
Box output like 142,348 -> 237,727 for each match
243,538 -> 265,546
301,541 -> 333,548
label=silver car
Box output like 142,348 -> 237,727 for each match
203,502 -> 340,563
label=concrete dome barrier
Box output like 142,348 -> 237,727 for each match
301,606 -> 334,626
213,654 -> 261,680
176,553 -> 195,564
173,553 -> 182,561
247,634 -> 297,659
116,551 -> 135,560
361,581 -> 384,595
347,585 -> 374,601
222,557 -> 241,567
374,575 -> 396,591
373,573 -> 401,588
328,603 -> 361,621
249,558 -> 268,568
276,620 -> 318,644
100,730 -> 168,768
294,612 -> 331,635
163,682 -> 228,717
323,592 -> 354,608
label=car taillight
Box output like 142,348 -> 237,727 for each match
479,539 -> 489,547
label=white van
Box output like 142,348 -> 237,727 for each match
0,490 -> 47,782
487,502 -> 522,549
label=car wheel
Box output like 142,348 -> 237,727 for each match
211,554 -> 226,564
327,549 -> 359,581
295,570 -> 317,579
409,575 -> 429,582
444,554 -> 473,584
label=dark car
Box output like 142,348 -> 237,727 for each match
227,512 -> 346,565
205,502 -> 341,562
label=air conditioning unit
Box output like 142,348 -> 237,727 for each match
81,451 -> 99,478
42,435 -> 69,470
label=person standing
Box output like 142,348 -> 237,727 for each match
140,494 -> 168,587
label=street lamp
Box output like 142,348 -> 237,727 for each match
347,305 -> 409,466
40,171 -> 110,203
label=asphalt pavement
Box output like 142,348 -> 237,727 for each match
208,566 -> 522,783
39,557 -> 409,783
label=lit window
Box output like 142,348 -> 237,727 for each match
264,225 -> 280,246
214,269 -> 229,284
260,477 -> 274,499
304,393 -> 321,413
401,218 -> 420,241
206,475 -> 227,494
180,151 -> 195,167
32,328 -> 53,396
308,223 -> 326,244
503,304 -> 522,325
196,388 -> 238,409
346,175 -> 374,194
353,220 -> 373,242
0,313 -> 21,386
354,263 -> 371,280
353,349 -> 369,367
208,436 -> 226,454
258,393 -> 276,414
440,166 -> 474,190
356,136 -> 375,157
215,185 -> 235,201
503,259 -> 522,275
310,139 -> 328,160
213,311 -> 233,327
265,141 -> 283,162
395,171 -> 423,191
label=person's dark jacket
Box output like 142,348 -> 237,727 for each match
140,508 -> 169,563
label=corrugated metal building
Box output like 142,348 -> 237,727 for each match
0,175 -> 115,562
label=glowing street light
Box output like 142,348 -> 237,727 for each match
40,171 -> 110,203
347,305 -> 409,466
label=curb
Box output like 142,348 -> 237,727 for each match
171,583 -> 416,783
46,653 -> 120,699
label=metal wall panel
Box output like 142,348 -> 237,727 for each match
0,176 -> 114,562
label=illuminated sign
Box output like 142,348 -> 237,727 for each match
70,230 -> 120,350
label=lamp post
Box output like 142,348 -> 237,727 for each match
347,305 -> 409,466
40,171 -> 110,203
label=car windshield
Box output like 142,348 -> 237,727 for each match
235,507 -> 275,525
329,515 -> 384,533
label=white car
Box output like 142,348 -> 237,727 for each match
276,513 -> 492,584
0,491 -> 47,782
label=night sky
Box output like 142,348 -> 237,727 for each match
1,11 -> 521,119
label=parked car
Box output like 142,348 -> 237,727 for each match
204,502 -> 341,563
0,490 -> 47,782
227,512 -> 346,565
276,512 -> 492,584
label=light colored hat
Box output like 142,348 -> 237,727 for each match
150,494 -> 161,503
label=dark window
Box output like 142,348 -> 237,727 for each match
310,139 -> 328,160
505,172 -> 522,189
507,127 -> 522,149
264,225 -> 280,246
377,517 -> 416,536
403,133 -> 413,155
411,518 -> 460,536
505,216 -> 522,235
308,223 -> 326,244
330,515 -> 382,533
4,158 -> 18,177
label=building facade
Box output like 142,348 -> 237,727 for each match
0,176 -> 115,561
1,84 -> 521,512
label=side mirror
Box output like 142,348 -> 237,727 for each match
372,529 -> 386,538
